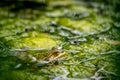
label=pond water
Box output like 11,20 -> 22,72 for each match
0,0 -> 120,80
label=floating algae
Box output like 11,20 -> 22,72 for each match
0,0 -> 120,80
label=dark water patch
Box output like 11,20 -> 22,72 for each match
0,1 -> 47,12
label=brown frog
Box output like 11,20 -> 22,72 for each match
36,47 -> 67,66
13,47 -> 67,68
44,47 -> 66,61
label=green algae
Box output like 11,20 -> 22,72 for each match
0,0 -> 120,80
12,31 -> 59,49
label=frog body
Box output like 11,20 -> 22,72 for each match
36,47 -> 66,66
44,47 -> 66,61
13,47 -> 66,68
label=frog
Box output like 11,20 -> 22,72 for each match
36,47 -> 67,66
43,47 -> 66,61
13,47 -> 67,68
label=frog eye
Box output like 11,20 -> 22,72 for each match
53,52 -> 57,54
61,51 -> 64,53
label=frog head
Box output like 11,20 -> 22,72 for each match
45,47 -> 67,61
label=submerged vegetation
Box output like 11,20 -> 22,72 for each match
0,0 -> 120,80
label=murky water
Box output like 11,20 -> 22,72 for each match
0,0 -> 120,80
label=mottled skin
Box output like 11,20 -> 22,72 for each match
13,47 -> 66,67
44,47 -> 66,61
